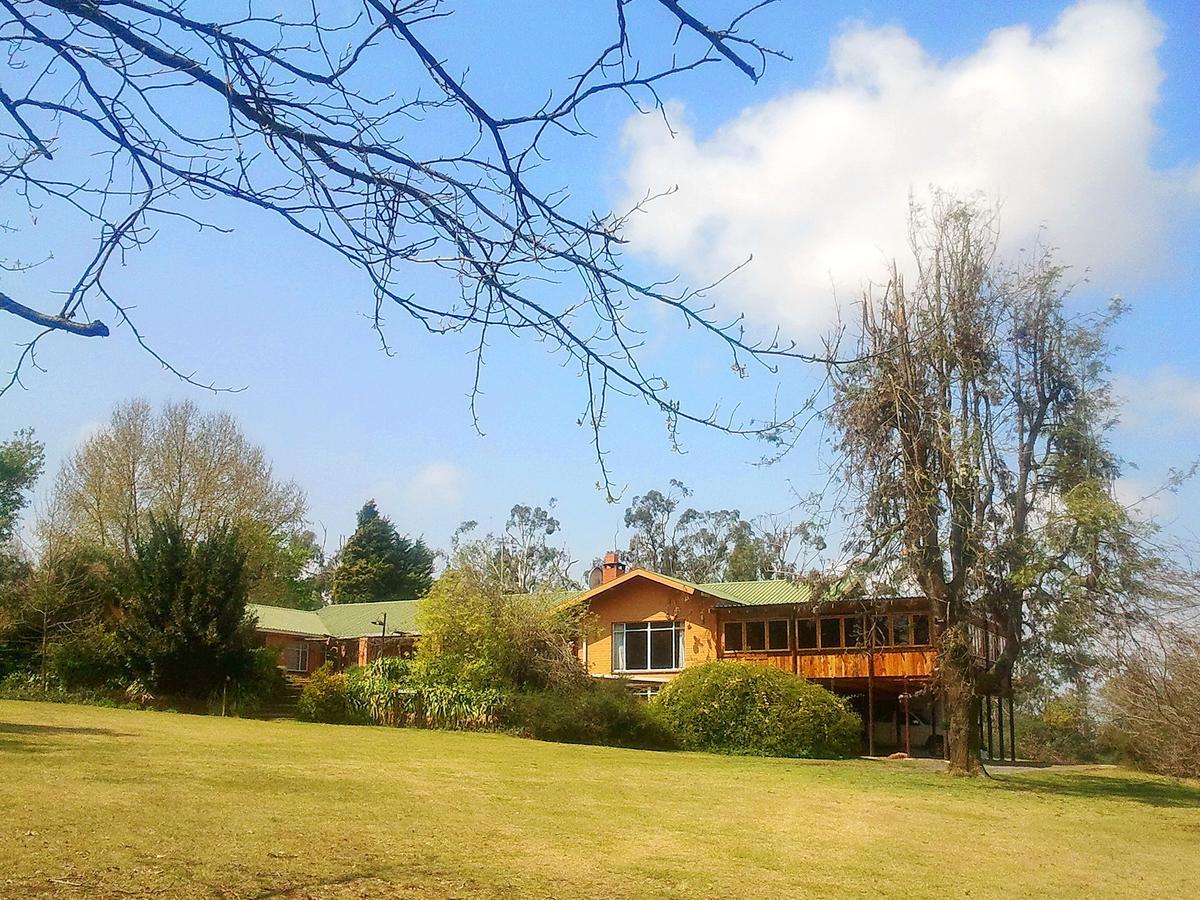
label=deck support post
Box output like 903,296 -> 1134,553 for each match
1008,690 -> 1017,762
997,691 -> 1006,764
985,694 -> 994,760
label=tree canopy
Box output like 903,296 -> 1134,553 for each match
119,517 -> 255,699
450,501 -> 578,594
826,193 -> 1142,774
42,398 -> 313,606
330,501 -> 433,603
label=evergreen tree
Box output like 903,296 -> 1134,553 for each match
330,501 -> 433,603
119,518 -> 254,698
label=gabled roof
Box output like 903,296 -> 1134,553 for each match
248,599 -> 421,639
557,568 -> 832,611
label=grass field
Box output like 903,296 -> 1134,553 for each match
1,700 -> 1198,899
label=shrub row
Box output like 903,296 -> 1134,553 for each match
298,659 -> 860,758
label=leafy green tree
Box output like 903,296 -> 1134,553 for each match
331,501 -> 433,603
623,481 -> 822,583
119,518 -> 255,698
0,545 -> 119,685
826,193 -> 1138,774
0,428 -> 43,547
450,500 -> 578,594
43,399 -> 307,605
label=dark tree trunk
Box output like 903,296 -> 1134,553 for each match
942,627 -> 981,775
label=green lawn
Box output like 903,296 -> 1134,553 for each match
1,701 -> 1197,898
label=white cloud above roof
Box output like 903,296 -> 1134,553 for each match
620,0 -> 1198,339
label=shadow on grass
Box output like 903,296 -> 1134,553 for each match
991,771 -> 1200,809
0,721 -> 131,753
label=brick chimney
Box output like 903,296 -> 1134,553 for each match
601,550 -> 626,584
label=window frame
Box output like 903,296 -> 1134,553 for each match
721,619 -> 791,654
612,621 -> 685,673
284,643 -> 309,673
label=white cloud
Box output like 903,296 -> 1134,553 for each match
404,461 -> 464,509
620,0 -> 1197,338
1114,367 -> 1200,429
1113,476 -> 1175,521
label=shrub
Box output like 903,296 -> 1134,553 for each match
1016,693 -> 1107,764
507,680 -> 677,750
50,625 -> 125,690
416,569 -> 583,691
655,661 -> 861,758
296,663 -> 362,724
208,646 -> 287,716
346,658 -> 504,730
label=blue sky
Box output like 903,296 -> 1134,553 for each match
3,0 -> 1198,572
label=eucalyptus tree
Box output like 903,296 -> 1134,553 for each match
827,194 -> 1141,774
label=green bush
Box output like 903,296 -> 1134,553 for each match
507,680 -> 677,750
1016,694 -> 1110,764
208,647 -> 288,717
296,663 -> 363,724
655,661 -> 861,758
50,626 -> 125,690
346,658 -> 504,730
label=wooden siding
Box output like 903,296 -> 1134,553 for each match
798,650 -> 935,680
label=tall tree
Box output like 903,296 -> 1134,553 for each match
0,1 -> 809,496
0,428 -> 43,547
827,194 -> 1135,774
44,399 -> 307,604
119,517 -> 254,698
450,501 -> 578,594
623,481 -> 801,583
331,501 -> 433,603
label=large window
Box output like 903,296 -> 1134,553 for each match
723,620 -> 789,653
613,621 -> 684,672
283,643 -> 309,673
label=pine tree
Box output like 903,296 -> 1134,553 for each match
119,518 -> 254,698
330,501 -> 434,603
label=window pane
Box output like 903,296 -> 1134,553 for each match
675,623 -> 685,669
625,627 -> 649,670
820,617 -> 842,648
797,619 -> 818,649
913,615 -> 931,645
650,626 -> 676,670
846,616 -> 865,647
768,620 -> 789,651
871,617 -> 889,648
724,622 -> 743,652
893,615 -> 912,646
746,621 -> 767,651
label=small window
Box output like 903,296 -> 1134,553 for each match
912,614 -> 931,646
724,621 -> 744,652
768,620 -> 789,651
284,644 -> 309,673
745,621 -> 767,651
892,614 -> 912,646
820,617 -> 843,649
796,619 -> 818,650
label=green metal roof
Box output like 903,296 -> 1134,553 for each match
697,579 -> 817,606
247,604 -> 327,636
248,599 -> 422,639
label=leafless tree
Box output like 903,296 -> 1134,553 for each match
0,1 -> 814,494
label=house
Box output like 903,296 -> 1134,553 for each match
249,600 -> 420,676
566,552 -> 1010,757
250,551 -> 1012,757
